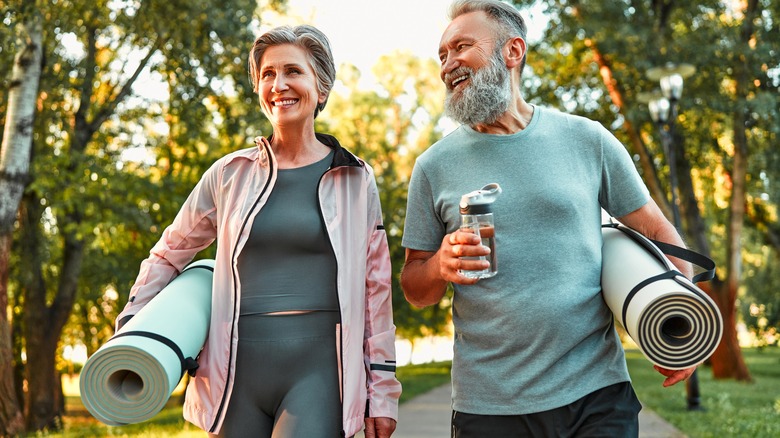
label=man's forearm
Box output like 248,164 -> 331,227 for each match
400,252 -> 448,308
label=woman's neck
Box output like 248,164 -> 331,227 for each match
270,127 -> 330,169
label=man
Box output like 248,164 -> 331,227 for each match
400,1 -> 697,436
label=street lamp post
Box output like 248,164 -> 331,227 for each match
646,62 -> 704,411
647,95 -> 682,228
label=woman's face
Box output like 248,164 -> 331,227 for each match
257,44 -> 324,129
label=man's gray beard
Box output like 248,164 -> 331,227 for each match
444,51 -> 512,127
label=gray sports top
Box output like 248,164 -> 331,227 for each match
238,150 -> 338,315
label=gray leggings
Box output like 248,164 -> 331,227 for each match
212,311 -> 342,438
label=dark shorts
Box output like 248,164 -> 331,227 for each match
451,381 -> 642,438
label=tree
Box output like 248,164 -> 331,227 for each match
520,0 -> 779,380
321,53 -> 450,341
1,0 -> 271,432
0,1 -> 43,434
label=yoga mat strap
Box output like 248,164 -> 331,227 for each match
647,239 -> 716,283
116,314 -> 133,331
602,222 -> 716,284
111,330 -> 199,377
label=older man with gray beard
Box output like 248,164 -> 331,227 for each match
400,1 -> 697,436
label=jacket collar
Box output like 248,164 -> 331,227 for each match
262,132 -> 362,169
316,133 -> 362,168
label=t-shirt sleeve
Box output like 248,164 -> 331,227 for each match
402,162 -> 446,252
598,127 -> 650,217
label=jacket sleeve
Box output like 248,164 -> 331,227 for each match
362,169 -> 402,420
115,161 -> 220,331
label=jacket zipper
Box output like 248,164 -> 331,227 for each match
317,163 -> 347,437
317,151 -> 363,437
209,144 -> 275,433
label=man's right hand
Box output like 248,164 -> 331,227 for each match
401,230 -> 490,308
440,230 -> 490,285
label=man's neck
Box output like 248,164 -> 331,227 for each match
471,96 -> 534,135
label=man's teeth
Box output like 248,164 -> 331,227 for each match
452,75 -> 468,87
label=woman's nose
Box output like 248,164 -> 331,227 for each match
272,75 -> 289,92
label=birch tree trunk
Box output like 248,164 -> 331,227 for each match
0,7 -> 44,435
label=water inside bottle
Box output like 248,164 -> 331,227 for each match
480,226 -> 497,278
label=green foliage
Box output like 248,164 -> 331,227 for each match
627,348 -> 780,437
2,0 -> 275,429
320,54 -> 451,339
4,3 -> 780,428
517,0 -> 780,342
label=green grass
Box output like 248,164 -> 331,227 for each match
626,347 -> 780,438
396,360 -> 452,403
39,361 -> 453,437
36,350 -> 780,437
29,396 -> 205,437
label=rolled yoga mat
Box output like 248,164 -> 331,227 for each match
601,224 -> 722,370
79,259 -> 214,425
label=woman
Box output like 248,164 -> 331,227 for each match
116,25 -> 400,438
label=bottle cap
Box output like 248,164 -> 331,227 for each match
459,183 -> 502,214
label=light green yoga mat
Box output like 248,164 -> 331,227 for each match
79,259 -> 214,425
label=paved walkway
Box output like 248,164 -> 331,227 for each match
358,382 -> 686,437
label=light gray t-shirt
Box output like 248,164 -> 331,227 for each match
402,105 -> 649,415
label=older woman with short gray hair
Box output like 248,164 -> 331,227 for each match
121,24 -> 400,438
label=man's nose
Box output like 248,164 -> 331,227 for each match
441,53 -> 459,79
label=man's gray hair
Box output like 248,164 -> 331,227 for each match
449,0 -> 528,74
248,25 -> 336,119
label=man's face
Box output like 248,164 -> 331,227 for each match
439,11 -> 511,126
438,11 -> 498,92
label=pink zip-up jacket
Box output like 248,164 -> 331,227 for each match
116,133 -> 401,436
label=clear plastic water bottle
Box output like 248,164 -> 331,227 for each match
458,183 -> 501,279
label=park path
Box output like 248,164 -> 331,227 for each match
357,382 -> 686,438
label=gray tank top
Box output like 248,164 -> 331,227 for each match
238,150 -> 338,315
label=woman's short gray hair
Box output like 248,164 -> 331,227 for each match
248,25 -> 336,118
449,0 -> 528,74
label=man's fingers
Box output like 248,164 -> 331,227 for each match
654,365 -> 696,387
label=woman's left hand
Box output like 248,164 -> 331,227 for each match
363,416 -> 397,438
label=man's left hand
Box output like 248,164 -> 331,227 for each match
364,417 -> 397,438
654,364 -> 697,387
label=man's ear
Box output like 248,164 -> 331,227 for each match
504,36 -> 526,69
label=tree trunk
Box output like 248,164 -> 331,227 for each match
0,7 -> 44,435
704,281 -> 752,380
18,191 -> 85,430
672,138 -> 711,254
0,235 -> 25,436
13,17 -> 157,432
706,0 -> 760,382
22,336 -> 62,431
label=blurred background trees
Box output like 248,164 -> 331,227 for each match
518,0 -> 778,382
0,0 -> 777,434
